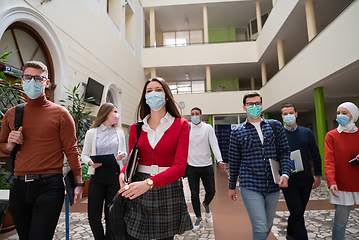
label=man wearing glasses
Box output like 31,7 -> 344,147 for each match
0,61 -> 83,239
228,91 -> 291,240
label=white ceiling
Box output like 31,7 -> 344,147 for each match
143,0 -> 357,114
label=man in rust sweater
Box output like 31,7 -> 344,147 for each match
0,61 -> 83,240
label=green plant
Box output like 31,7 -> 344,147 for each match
60,83 -> 93,150
0,49 -> 25,131
0,172 -> 12,190
81,163 -> 91,180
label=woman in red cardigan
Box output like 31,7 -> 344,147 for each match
118,77 -> 192,240
324,102 -> 359,240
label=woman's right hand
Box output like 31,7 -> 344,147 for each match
89,161 -> 102,169
119,173 -> 125,189
330,184 -> 339,198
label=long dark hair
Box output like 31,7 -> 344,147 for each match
91,103 -> 118,129
135,77 -> 181,120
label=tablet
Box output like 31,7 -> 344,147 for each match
90,154 -> 118,168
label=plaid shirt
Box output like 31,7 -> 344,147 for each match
228,118 -> 291,194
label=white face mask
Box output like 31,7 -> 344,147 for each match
145,91 -> 166,111
283,114 -> 296,126
22,79 -> 44,99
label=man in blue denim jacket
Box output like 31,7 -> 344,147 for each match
228,91 -> 291,240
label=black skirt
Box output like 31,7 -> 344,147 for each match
124,172 -> 193,239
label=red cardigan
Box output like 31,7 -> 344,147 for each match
121,118 -> 189,187
324,129 -> 359,192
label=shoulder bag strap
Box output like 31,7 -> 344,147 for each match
135,121 -> 144,142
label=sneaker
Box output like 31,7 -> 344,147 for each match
202,201 -> 212,218
193,218 -> 202,231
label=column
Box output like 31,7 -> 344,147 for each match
250,77 -> 255,90
203,6 -> 209,43
272,0 -> 277,7
150,9 -> 156,47
305,1 -> 317,41
277,39 -> 285,70
206,66 -> 211,92
314,87 -> 326,174
261,63 -> 267,86
256,2 -> 262,34
151,68 -> 156,78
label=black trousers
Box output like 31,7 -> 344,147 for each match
282,176 -> 314,240
187,164 -> 215,218
9,174 -> 64,240
88,166 -> 120,240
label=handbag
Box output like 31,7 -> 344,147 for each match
124,121 -> 143,185
107,121 -> 143,240
5,103 -> 25,173
108,193 -> 127,240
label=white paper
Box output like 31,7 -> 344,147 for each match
269,159 -> 281,184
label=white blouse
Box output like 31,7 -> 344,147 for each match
142,112 -> 175,148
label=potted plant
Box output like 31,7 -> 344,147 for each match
0,172 -> 14,233
81,163 -> 91,197
60,83 -> 93,196
60,83 -> 93,151
0,49 -> 23,232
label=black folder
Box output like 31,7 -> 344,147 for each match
63,170 -> 75,206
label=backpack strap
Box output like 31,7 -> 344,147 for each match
14,103 -> 25,152
268,119 -> 279,158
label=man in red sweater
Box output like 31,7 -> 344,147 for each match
0,61 -> 83,239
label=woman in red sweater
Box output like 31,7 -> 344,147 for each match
118,77 -> 192,240
324,102 -> 359,240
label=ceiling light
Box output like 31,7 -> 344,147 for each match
185,17 -> 188,27
185,73 -> 190,80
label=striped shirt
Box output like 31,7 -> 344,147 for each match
228,118 -> 291,194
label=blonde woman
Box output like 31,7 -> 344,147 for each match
81,103 -> 127,240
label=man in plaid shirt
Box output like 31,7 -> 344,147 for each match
228,91 -> 291,240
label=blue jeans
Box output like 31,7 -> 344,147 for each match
8,174 -> 65,240
240,187 -> 280,240
332,204 -> 351,240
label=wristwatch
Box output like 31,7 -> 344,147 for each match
75,182 -> 85,187
146,178 -> 154,189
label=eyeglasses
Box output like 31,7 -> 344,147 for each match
246,101 -> 262,107
21,75 -> 47,83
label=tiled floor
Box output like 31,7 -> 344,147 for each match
1,168 -> 359,239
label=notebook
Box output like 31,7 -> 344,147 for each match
290,150 -> 304,173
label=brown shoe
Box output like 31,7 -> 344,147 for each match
286,236 -> 296,240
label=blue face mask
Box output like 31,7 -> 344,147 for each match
336,115 -> 350,126
283,114 -> 296,126
247,105 -> 262,119
22,79 -> 44,99
145,91 -> 166,111
191,116 -> 201,124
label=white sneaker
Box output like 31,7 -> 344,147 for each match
193,218 -> 202,231
202,201 -> 212,218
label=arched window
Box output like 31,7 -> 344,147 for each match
0,22 -> 55,101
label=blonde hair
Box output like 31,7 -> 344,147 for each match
91,103 -> 118,129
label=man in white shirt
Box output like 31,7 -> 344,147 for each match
187,107 -> 226,231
